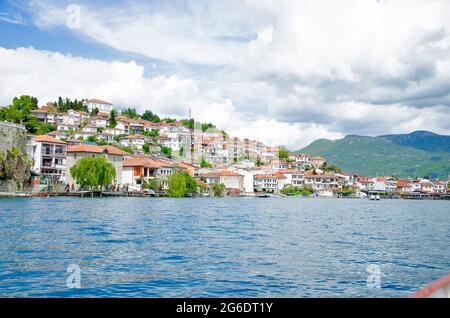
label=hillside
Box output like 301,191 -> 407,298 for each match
379,131 -> 450,153
298,132 -> 450,179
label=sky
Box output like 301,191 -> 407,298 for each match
1,0 -> 450,149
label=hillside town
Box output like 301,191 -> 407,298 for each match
1,97 -> 449,199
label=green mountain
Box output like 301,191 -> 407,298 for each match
379,131 -> 450,153
298,132 -> 450,179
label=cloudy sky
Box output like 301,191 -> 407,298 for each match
1,0 -> 450,149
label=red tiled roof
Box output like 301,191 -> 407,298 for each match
123,157 -> 160,168
67,145 -> 128,156
35,135 -> 67,145
219,170 -> 242,177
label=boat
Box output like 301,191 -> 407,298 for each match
410,273 -> 450,298
369,194 -> 381,200
257,194 -> 271,198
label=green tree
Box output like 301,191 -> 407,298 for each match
122,107 -> 139,119
200,156 -> 212,168
87,135 -> 98,143
37,123 -> 56,135
181,118 -> 194,129
90,108 -> 99,116
142,178 -> 161,192
0,95 -> 40,133
142,144 -> 151,155
70,156 -> 116,190
54,97 -> 87,112
321,162 -> 343,173
160,146 -> 172,157
142,110 -> 160,123
168,172 -> 198,198
256,157 -> 263,167
278,149 -> 289,160
202,122 -> 215,132
213,183 -> 225,197
144,129 -> 159,137
109,110 -> 118,128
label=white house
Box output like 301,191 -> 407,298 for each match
119,134 -> 146,150
84,99 -> 113,114
27,135 -> 68,183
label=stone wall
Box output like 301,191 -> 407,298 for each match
0,121 -> 27,153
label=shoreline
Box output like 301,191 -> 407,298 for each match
1,192 -> 449,200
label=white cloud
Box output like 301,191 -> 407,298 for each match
1,0 -> 450,148
0,46 -> 344,148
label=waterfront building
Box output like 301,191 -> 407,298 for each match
199,170 -> 244,195
66,145 -> 128,186
373,176 -> 398,193
122,157 -> 177,190
304,171 -> 342,192
27,135 -> 68,183
397,179 -> 413,193
419,179 -> 434,193
431,180 -> 447,193
253,174 -> 280,193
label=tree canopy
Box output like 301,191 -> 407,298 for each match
168,172 -> 198,198
70,156 -> 116,190
121,107 -> 139,119
278,149 -> 289,160
142,110 -> 160,123
54,97 -> 87,112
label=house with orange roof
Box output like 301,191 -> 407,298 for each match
28,134 -> 68,182
122,157 -> 178,190
304,171 -> 342,194
253,174 -> 284,193
397,179 -> 413,193
66,145 -> 129,186
198,170 -> 244,194
373,176 -> 398,193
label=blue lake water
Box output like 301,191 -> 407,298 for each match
0,197 -> 449,298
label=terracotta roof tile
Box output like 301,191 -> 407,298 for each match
35,135 -> 67,145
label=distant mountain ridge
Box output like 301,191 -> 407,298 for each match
379,131 -> 450,153
297,131 -> 450,179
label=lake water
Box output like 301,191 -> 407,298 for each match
0,197 -> 449,298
